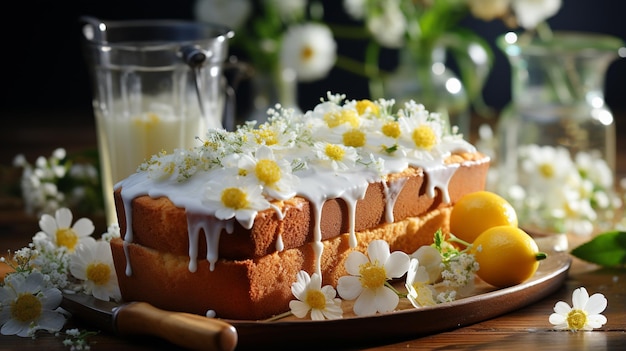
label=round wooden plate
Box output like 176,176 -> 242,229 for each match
228,251 -> 571,349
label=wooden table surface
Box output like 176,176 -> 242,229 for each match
1,111 -> 625,350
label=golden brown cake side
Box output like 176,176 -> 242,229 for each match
110,206 -> 451,320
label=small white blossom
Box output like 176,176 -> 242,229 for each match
512,0 -> 562,29
289,271 -> 342,320
549,287 -> 607,331
337,240 -> 410,316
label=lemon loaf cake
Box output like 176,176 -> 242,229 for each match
110,94 -> 490,320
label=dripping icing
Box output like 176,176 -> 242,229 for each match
114,96 -> 484,279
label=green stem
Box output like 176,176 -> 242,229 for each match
385,281 -> 407,298
365,41 -> 384,99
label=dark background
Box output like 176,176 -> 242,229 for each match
2,0 -> 625,126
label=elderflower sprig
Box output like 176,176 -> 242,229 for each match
13,148 -> 103,218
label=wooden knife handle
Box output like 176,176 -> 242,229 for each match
114,302 -> 237,351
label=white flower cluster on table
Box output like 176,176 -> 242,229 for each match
489,143 -> 624,236
1,207 -> 120,341
13,148 -> 101,218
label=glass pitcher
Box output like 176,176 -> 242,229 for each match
81,17 -> 234,225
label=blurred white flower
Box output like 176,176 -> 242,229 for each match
280,23 -> 337,82
193,0 -> 251,29
512,0 -> 562,29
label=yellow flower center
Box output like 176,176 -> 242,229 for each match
355,100 -> 379,116
221,187 -> 249,210
253,128 -> 278,146
301,45 -> 314,61
359,261 -> 387,289
255,159 -> 281,185
382,122 -> 401,139
324,144 -> 345,161
324,110 -> 359,128
539,163 -> 555,178
11,293 -> 42,323
56,228 -> 79,252
412,125 -> 437,150
86,262 -> 111,286
305,290 -> 327,310
343,129 -> 366,148
567,309 -> 588,330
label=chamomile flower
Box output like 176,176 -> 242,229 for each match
549,287 -> 607,331
289,270 -> 342,320
204,179 -> 271,229
337,240 -> 410,316
69,240 -> 121,302
396,103 -> 445,159
280,23 -> 336,82
0,272 -> 66,337
238,146 -> 299,201
36,208 -> 95,253
312,142 -> 359,171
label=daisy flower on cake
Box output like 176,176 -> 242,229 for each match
337,240 -> 410,316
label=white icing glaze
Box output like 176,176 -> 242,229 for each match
114,96 -> 488,279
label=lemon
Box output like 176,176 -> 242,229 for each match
450,191 -> 518,243
472,226 -> 547,288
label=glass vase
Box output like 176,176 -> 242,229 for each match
493,31 -> 624,240
383,46 -> 470,137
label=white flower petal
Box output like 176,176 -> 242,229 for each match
367,240 -> 390,264
289,300 -> 311,318
55,208 -> 73,228
549,312 -> 566,325
586,314 -> 608,329
571,287 -> 589,310
40,288 -> 63,309
384,251 -> 410,278
585,293 -> 608,315
37,310 -> 66,332
337,275 -> 362,300
374,286 -> 400,313
353,289 -> 378,316
344,251 -> 368,276
38,214 -> 58,235
1,319 -> 28,336
72,218 -> 95,237
553,301 -> 572,315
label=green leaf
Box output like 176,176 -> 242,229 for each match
570,231 -> 626,267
